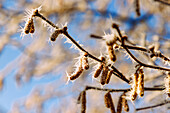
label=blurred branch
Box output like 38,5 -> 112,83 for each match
154,0 -> 170,6
136,100 -> 170,111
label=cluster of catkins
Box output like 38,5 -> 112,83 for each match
68,52 -> 89,81
130,68 -> 144,101
104,92 -> 129,113
93,57 -> 114,85
23,9 -> 38,34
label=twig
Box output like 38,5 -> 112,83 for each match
85,85 -> 164,92
154,0 -> 170,6
136,100 -> 170,111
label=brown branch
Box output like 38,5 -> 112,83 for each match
85,85 -> 164,92
136,100 -> 170,111
34,11 -> 130,84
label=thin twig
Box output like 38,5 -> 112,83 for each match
154,0 -> 170,6
136,100 -> 170,111
85,85 -> 164,92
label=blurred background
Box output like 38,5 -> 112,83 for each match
0,0 -> 169,113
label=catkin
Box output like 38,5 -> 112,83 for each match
106,70 -> 113,84
104,92 -> 111,108
82,53 -> 89,70
70,58 -> 84,80
81,91 -> 86,113
122,93 -> 129,112
130,73 -> 138,101
29,19 -> 35,33
50,30 -> 61,41
93,57 -> 105,78
117,94 -> 123,113
93,63 -> 103,78
138,69 -> 144,97
107,45 -> 116,62
100,65 -> 109,85
104,92 -> 115,113
24,18 -> 34,34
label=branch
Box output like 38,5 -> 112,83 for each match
85,85 -> 164,92
154,0 -> 170,6
136,100 -> 170,111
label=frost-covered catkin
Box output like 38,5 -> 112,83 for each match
82,53 -> 89,70
50,30 -> 61,41
164,72 -> 170,97
122,93 -> 129,112
81,91 -> 86,113
24,18 -> 34,34
104,92 -> 115,113
100,65 -> 109,85
138,68 -> 144,97
93,57 -> 105,78
130,73 -> 138,101
106,70 -> 113,84
70,58 -> 84,80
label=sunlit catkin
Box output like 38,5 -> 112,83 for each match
130,73 -> 138,101
24,18 -> 34,34
104,92 -> 115,113
106,70 -> 113,84
100,65 -> 109,85
81,91 -> 86,113
70,58 -> 84,80
122,93 -> 129,112
137,68 -> 144,97
82,53 -> 89,70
